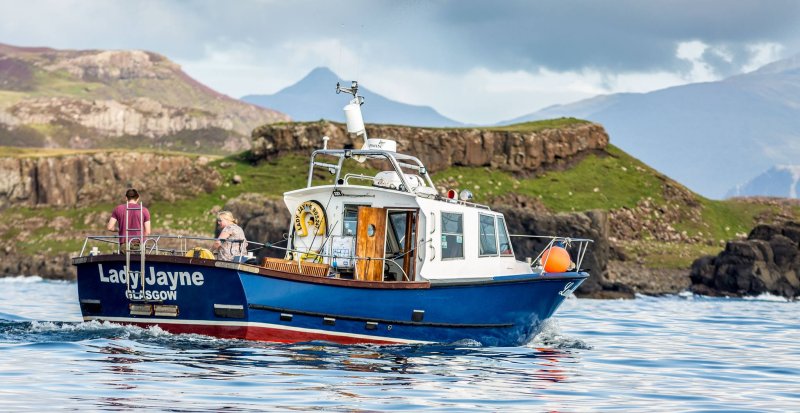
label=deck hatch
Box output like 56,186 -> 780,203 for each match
214,304 -> 245,319
130,303 -> 153,316
412,310 -> 425,322
80,299 -> 102,314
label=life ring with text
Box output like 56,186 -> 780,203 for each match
293,200 -> 327,237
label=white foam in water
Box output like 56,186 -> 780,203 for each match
742,293 -> 791,302
28,320 -> 121,333
0,275 -> 44,284
449,338 -> 483,347
531,319 -> 593,350
26,320 -> 160,337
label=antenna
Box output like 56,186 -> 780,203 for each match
335,81 -> 364,106
336,80 -> 368,160
334,80 -> 397,157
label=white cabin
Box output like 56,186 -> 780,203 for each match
282,148 -> 533,283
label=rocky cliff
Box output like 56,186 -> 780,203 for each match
0,150 -> 223,278
0,43 -> 288,153
0,151 -> 221,207
251,120 -> 608,174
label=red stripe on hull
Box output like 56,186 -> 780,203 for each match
120,321 -> 407,345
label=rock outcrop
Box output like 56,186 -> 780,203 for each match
251,120 -> 608,174
690,222 -> 800,298
8,97 -> 234,138
0,152 -> 221,207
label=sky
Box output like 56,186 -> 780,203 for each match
1,0 -> 799,124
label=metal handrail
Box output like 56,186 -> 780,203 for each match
79,234 -> 264,258
79,232 -> 593,279
509,234 -> 594,273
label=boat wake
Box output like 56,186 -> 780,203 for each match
0,319 -> 243,347
531,319 -> 593,350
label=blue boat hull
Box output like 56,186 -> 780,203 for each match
74,255 -> 586,346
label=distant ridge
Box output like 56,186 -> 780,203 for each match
727,165 -> 800,199
242,67 -> 463,127
498,54 -> 800,199
0,42 -> 288,154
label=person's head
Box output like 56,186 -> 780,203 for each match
125,188 -> 140,202
217,211 -> 237,228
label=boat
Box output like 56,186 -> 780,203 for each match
73,80 -> 592,346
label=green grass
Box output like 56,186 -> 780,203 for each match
146,154 -> 316,234
0,145 -> 215,159
679,198 -> 795,242
617,241 -> 724,269
432,144 -> 665,210
0,90 -> 28,107
31,68 -> 106,98
487,117 -> 592,133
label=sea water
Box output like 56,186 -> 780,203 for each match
0,276 -> 798,412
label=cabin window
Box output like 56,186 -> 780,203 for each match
441,212 -> 464,259
479,214 -> 498,256
342,205 -> 360,236
497,217 -> 514,256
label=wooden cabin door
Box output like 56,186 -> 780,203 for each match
356,207 -> 387,281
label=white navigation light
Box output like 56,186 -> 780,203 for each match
344,102 -> 365,134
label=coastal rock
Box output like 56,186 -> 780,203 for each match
0,249 -> 75,280
251,120 -> 609,174
0,152 -> 222,207
690,222 -> 800,298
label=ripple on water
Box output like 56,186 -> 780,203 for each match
0,280 -> 798,411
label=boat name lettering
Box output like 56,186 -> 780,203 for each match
125,290 -> 178,301
97,264 -> 205,290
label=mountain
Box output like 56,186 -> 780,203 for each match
242,67 -> 463,127
727,165 -> 800,198
501,55 -> 800,199
0,43 -> 288,153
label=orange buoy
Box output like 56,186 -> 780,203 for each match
542,246 -> 571,273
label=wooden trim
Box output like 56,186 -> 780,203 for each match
261,257 -> 329,277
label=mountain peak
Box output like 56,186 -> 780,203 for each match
243,67 -> 463,127
305,66 -> 339,80
751,53 -> 800,75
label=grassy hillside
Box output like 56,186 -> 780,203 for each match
1,117 -> 796,270
0,43 -> 287,153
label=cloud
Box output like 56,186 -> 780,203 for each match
1,0 -> 799,123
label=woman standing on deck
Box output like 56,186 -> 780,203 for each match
211,211 -> 248,261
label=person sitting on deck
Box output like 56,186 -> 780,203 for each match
106,188 -> 151,248
211,211 -> 248,261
